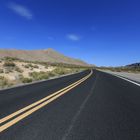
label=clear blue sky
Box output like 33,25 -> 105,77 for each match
0,0 -> 140,66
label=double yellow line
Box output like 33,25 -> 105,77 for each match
0,70 -> 92,132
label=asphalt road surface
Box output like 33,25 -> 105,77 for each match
103,70 -> 140,84
0,70 -> 140,140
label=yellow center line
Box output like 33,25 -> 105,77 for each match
0,70 -> 92,132
0,71 -> 91,124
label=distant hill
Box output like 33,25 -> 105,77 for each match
0,49 -> 89,66
126,63 -> 140,68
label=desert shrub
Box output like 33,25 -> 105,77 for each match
4,67 -> 13,73
51,67 -> 82,76
0,76 -> 8,88
53,67 -> 67,75
3,57 -> 19,61
24,64 -> 31,68
47,71 -> 57,77
27,67 -> 83,82
3,61 -> 16,73
33,65 -> 39,68
15,66 -> 23,73
0,69 -> 4,73
18,74 -> 24,79
21,77 -> 33,83
24,63 -> 39,69
74,69 -> 81,72
24,64 -> 33,68
29,72 -> 49,81
45,65 -> 48,69
30,68 -> 33,70
3,61 -> 16,67
98,66 -> 140,73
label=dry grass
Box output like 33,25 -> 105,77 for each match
97,67 -> 140,73
0,59 -> 86,89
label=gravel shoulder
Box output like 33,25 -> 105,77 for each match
101,70 -> 140,83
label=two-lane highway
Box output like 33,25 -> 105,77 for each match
0,70 -> 140,140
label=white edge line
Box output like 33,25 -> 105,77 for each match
98,70 -> 140,87
114,75 -> 140,86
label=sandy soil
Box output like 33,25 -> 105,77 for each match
0,61 -> 55,81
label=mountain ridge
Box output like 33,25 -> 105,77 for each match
126,62 -> 140,68
0,48 -> 89,66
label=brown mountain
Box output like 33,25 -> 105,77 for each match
0,48 -> 89,66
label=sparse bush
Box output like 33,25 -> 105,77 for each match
24,63 -> 39,69
45,65 -> 48,69
53,67 -> 67,75
47,71 -> 57,77
29,71 -> 49,80
0,69 -> 4,73
3,61 -> 16,73
18,74 -> 24,79
15,66 -> 23,73
98,66 -> 140,73
21,77 -> 33,83
24,64 -> 33,68
74,69 -> 81,72
3,57 -> 19,61
0,76 -> 8,88
3,61 -> 16,67
24,64 -> 30,68
53,67 -> 78,75
29,68 -> 77,82
30,68 -> 33,70
33,65 -> 39,68
4,67 -> 13,73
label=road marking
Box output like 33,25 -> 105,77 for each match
98,70 -> 140,87
115,75 -> 140,87
0,70 -> 92,132
0,77 -> 83,123
62,74 -> 98,140
0,72 -> 91,124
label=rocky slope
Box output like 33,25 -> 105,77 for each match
0,49 -> 88,66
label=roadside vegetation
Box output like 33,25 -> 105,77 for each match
0,57 -> 90,90
0,76 -> 13,88
97,66 -> 140,73
20,77 -> 33,83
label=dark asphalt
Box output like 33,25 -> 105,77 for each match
0,70 -> 140,140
